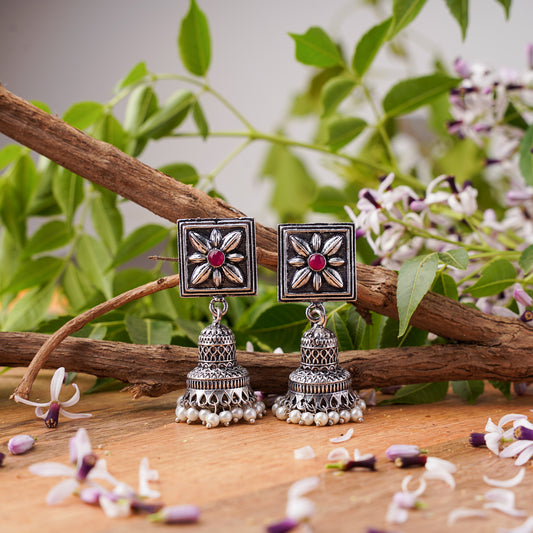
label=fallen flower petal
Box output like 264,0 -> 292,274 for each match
483,467 -> 526,487
385,502 -> 408,524
286,496 -> 315,522
422,470 -> 455,490
401,474 -> 427,498
327,447 -> 350,462
329,427 -> 354,444
287,476 -> 320,500
266,517 -> 299,533
385,445 -> 422,460
484,502 -> 527,518
99,493 -> 132,518
447,508 -> 488,525
425,456 -> 457,474
497,516 -> 533,533
484,488 -> 516,507
46,478 -> 80,505
79,487 -> 102,505
294,445 -> 315,460
138,457 -> 160,499
148,505 -> 200,524
500,440 -> 533,465
8,434 -> 35,455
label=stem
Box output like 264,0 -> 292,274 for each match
201,139 -> 252,188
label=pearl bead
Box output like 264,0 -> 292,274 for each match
176,395 -> 184,404
254,401 -> 266,414
314,412 -> 328,427
219,411 -> 232,426
206,413 -> 220,428
275,406 -> 288,420
288,410 -> 301,424
351,407 -> 364,422
328,411 -> 340,425
186,407 -> 199,422
199,409 -> 210,423
175,406 -> 188,422
275,396 -> 284,404
301,412 -> 314,426
339,410 -> 351,424
244,407 -> 257,423
271,403 -> 279,414
231,407 -> 244,422
357,398 -> 366,411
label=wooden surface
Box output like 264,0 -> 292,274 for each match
1,369 -> 532,533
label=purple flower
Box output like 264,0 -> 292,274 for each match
385,445 -> 421,461
266,518 -> 299,533
327,455 -> 377,471
14,367 -> 91,428
394,455 -> 427,468
469,432 -> 486,447
0,452 -> 5,466
148,504 -> 201,524
8,434 -> 35,455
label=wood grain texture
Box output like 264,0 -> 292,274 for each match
1,369 -> 532,533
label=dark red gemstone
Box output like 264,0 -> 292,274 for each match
308,253 -> 326,272
207,249 -> 225,268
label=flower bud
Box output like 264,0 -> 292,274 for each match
8,434 -> 35,455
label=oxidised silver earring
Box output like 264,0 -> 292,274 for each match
273,223 -> 365,426
174,218 -> 266,428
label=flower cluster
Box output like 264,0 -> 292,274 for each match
29,427 -> 200,523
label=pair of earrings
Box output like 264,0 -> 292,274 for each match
174,218 -> 365,429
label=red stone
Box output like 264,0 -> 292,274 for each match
308,253 -> 326,272
207,249 -> 225,267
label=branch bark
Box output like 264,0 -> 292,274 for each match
1,84 -> 533,397
1,332 -> 531,399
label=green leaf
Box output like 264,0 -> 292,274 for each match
352,17 -> 393,77
85,377 -> 125,394
388,0 -> 428,39
321,77 -> 356,116
0,183 -> 26,247
125,315 -> 173,345
136,90 -> 194,139
489,380 -> 512,400
247,303 -> 308,352
52,168 -> 84,225
93,113 -> 128,152
289,27 -> 343,68
178,0 -> 211,76
432,271 -> 459,301
115,61 -> 148,92
62,263 -> 97,312
444,0 -> 469,40
397,253 -> 439,337
519,244 -> 533,274
75,235 -> 113,299
2,281 -> 55,332
90,195 -> 123,254
383,74 -> 460,118
452,380 -> 484,404
124,85 -> 158,134
30,101 -> 52,114
24,220 -> 71,258
503,102 -> 527,130
311,185 -> 349,216
192,101 -> 209,139
0,230 -> 22,293
381,381 -> 449,405
62,102 -> 104,130
326,116 -> 367,151
0,145 -> 23,170
493,0 -> 512,18
113,268 -> 155,297
468,258 -> 516,298
328,311 -> 354,351
378,316 -> 428,348
261,144 -> 317,222
519,123 -> 533,186
438,248 -> 469,270
2,257 -> 63,295
159,163 -> 199,186
8,154 -> 39,214
110,224 -> 168,269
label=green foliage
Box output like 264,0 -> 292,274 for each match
0,0 -> 519,403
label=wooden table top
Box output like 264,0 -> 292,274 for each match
1,369 -> 532,533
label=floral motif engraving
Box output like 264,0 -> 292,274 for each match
288,233 -> 345,292
188,228 -> 245,287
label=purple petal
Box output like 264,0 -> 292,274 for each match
267,517 -> 299,533
44,402 -> 60,428
149,504 -> 201,524
79,487 -> 102,505
8,434 -> 35,455
385,445 -> 421,460
46,478 -> 79,505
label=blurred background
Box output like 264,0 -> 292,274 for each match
1,0 -> 531,229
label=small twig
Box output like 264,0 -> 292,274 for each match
10,274 -> 180,400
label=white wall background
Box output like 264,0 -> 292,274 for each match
1,0 -> 532,230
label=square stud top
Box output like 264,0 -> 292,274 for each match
277,223 -> 356,302
177,218 -> 257,297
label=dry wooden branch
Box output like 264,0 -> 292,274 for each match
1,84 -> 533,397
1,332 -> 531,399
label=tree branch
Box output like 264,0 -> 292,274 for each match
1,332 -> 531,399
1,84 -> 533,398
